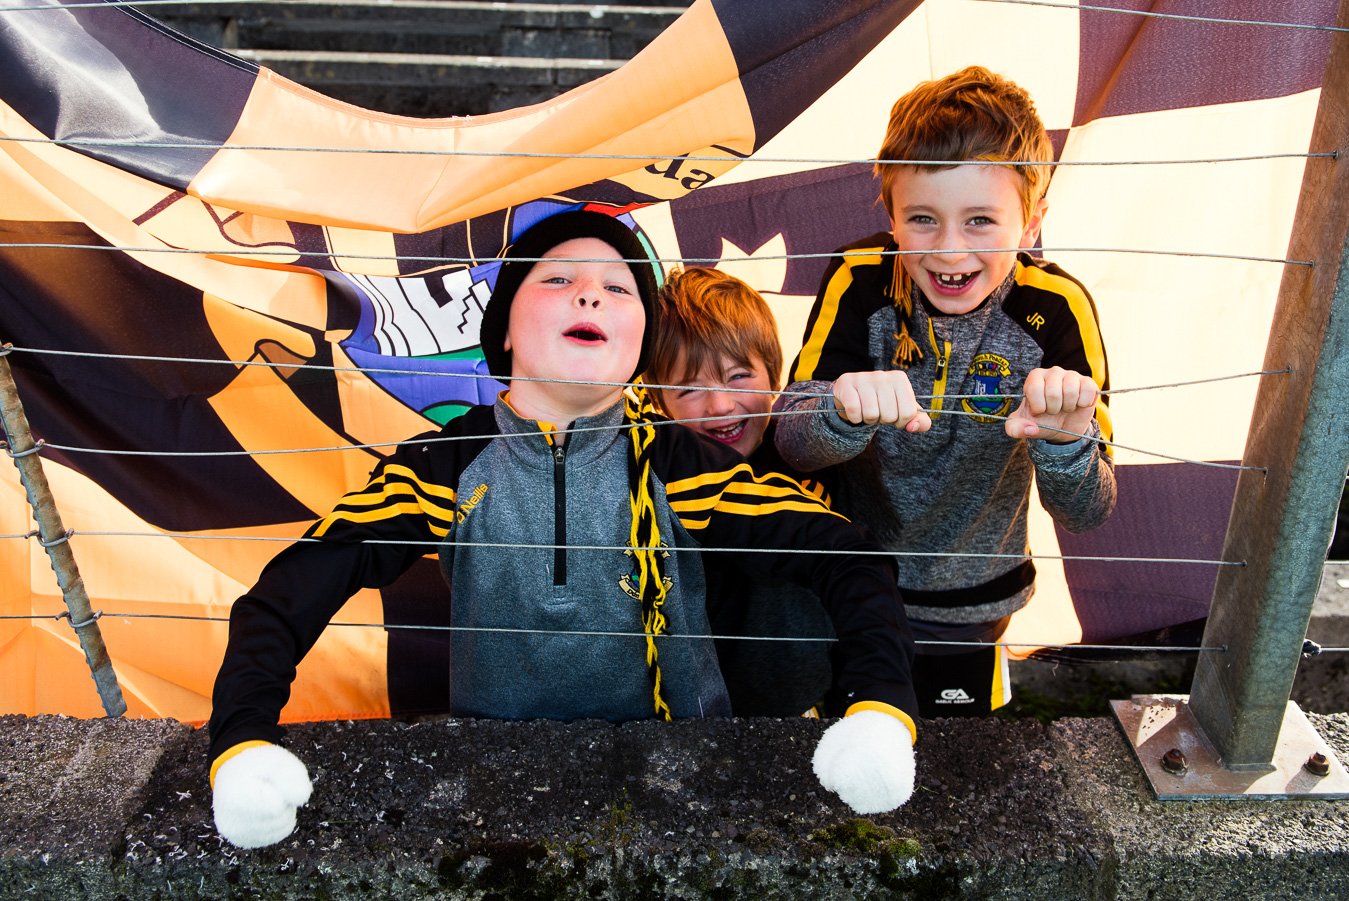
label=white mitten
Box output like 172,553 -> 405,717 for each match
812,710 -> 916,814
212,743 -> 313,848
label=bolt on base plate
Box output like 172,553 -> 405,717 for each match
1110,695 -> 1349,800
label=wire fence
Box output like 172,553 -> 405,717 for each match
1,0 -> 1344,716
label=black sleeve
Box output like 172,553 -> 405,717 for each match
655,425 -> 918,722
207,420 -> 476,763
788,234 -> 894,384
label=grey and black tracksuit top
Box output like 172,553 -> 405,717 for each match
776,235 -> 1117,626
209,396 -> 918,761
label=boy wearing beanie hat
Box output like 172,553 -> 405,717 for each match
207,210 -> 922,850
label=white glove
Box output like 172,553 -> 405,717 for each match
212,744 -> 313,848
812,710 -> 916,814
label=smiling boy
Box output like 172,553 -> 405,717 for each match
206,211 -> 923,849
647,267 -> 835,717
775,67 -> 1117,718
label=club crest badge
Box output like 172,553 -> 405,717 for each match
962,353 -> 1014,423
620,545 -> 673,600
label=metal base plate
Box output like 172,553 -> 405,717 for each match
1110,695 -> 1349,800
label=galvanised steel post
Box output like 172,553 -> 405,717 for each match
1189,3 -> 1349,767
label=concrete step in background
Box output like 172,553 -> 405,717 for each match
230,48 -> 622,117
152,0 -> 689,116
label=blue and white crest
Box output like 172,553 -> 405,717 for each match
962,353 -> 1014,422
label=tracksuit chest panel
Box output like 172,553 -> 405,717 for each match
438,407 -> 728,722
866,299 -> 1043,518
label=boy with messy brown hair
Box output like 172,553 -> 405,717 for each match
776,66 -> 1117,718
647,267 -> 835,718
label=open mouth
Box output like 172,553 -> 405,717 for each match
930,271 -> 977,293
704,419 -> 748,445
563,322 -> 606,344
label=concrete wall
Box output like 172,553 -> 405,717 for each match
2,711 -> 1346,899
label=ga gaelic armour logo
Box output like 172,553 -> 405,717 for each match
937,688 -> 974,704
961,353 -> 1013,422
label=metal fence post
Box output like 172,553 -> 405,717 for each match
1186,3 -> 1349,768
0,347 -> 127,717
1111,4 -> 1349,799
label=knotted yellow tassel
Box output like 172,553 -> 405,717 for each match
888,258 -> 923,368
624,382 -> 673,722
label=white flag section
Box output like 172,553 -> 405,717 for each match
637,0 -> 1324,653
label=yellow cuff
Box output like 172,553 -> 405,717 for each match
845,700 -> 918,745
210,740 -> 273,789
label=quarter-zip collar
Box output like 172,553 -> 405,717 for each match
494,392 -> 628,470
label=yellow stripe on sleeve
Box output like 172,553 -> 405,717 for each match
793,250 -> 884,382
1015,263 -> 1107,389
311,500 -> 429,536
382,464 -> 458,502
706,499 -> 847,519
310,465 -> 458,536
1016,262 -> 1113,444
662,462 -> 755,498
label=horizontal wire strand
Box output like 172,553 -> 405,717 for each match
0,241 -> 1315,267
1,345 -> 1276,471
20,403 -> 1267,472
0,610 -> 1239,653
0,134 -> 1335,168
4,0 -> 1346,32
0,529 -> 1244,567
0,344 -> 1292,403
19,609 -> 1349,656
974,0 -> 1349,32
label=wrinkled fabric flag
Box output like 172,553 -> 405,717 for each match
0,0 -> 1337,720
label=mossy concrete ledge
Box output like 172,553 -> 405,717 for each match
1,712 -> 1347,899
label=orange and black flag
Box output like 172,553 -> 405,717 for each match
0,0 -> 1338,721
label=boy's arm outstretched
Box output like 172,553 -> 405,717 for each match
208,430 -> 459,848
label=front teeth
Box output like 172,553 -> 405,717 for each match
935,272 -> 973,286
709,421 -> 745,440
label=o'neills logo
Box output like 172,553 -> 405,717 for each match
455,483 -> 489,523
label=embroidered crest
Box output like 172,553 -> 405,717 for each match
961,353 -> 1014,422
620,544 -> 673,601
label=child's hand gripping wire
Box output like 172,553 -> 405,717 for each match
831,370 -> 933,432
1002,365 -> 1099,443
